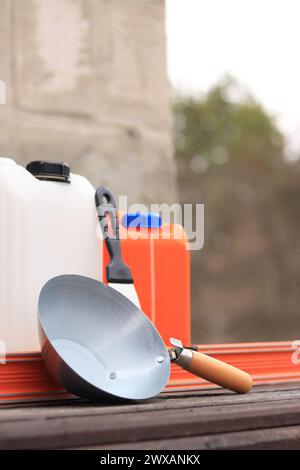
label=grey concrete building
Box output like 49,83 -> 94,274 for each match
0,0 -> 177,204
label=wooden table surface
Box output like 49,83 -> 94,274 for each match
1,382 -> 300,450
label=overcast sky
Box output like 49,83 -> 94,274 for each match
165,0 -> 300,157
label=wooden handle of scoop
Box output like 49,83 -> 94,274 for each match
182,351 -> 253,394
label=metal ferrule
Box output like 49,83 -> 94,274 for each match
174,348 -> 193,369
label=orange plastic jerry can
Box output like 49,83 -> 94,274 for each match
102,213 -> 191,346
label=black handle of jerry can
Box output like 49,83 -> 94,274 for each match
95,186 -> 133,284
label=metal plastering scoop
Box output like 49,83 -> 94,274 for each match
38,274 -> 170,402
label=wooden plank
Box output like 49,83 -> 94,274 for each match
80,425 -> 300,450
0,384 -> 300,449
2,393 -> 300,448
1,384 -> 300,423
163,381 -> 300,395
0,381 -> 297,411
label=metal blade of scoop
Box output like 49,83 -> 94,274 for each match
108,282 -> 141,308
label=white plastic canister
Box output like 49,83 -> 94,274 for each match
0,158 -> 102,353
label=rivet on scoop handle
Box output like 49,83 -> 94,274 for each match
170,339 -> 252,394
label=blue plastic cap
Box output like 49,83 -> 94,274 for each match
121,212 -> 162,229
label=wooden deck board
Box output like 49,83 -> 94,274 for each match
1,383 -> 300,450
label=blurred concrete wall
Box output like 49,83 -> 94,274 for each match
0,0 -> 177,204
